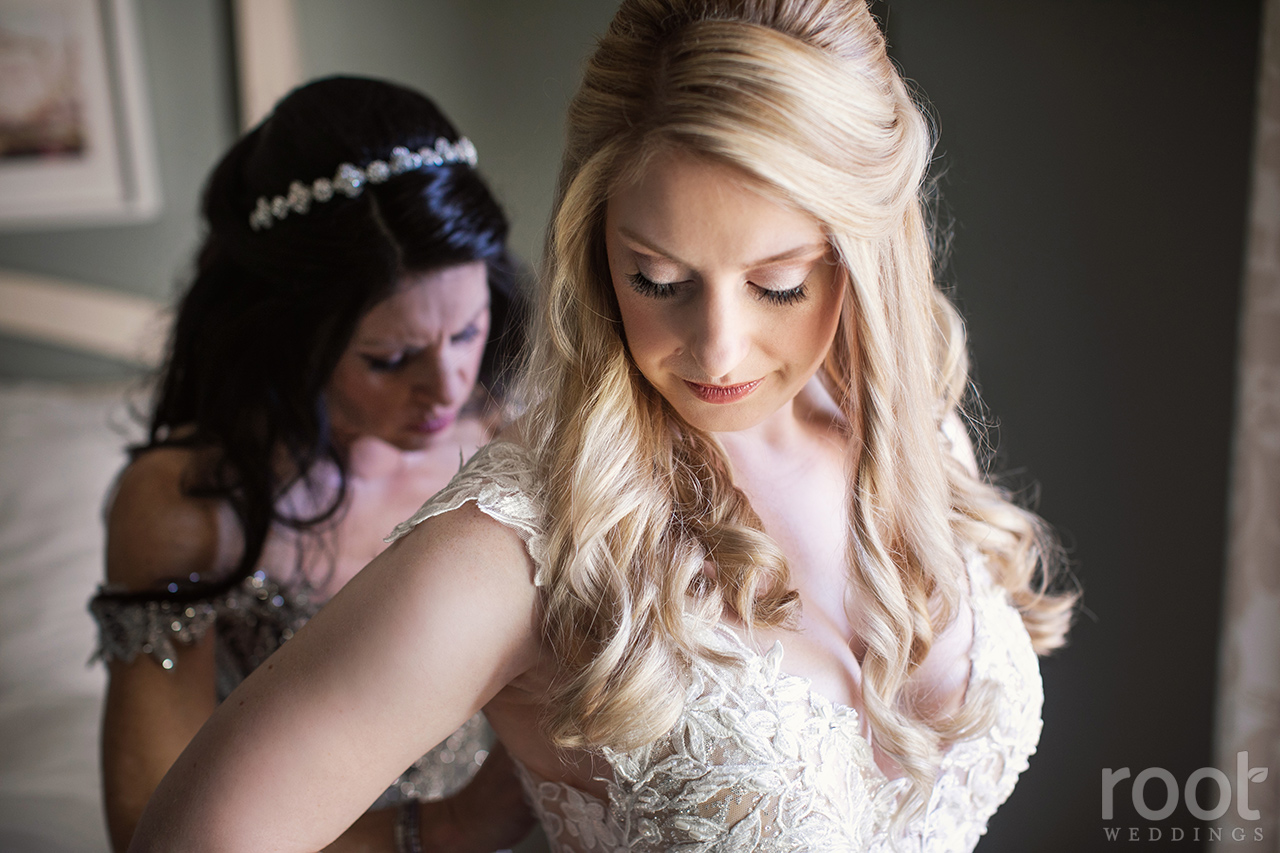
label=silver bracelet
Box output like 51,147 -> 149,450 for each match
394,800 -> 425,853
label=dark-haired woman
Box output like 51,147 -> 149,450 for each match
90,76 -> 531,853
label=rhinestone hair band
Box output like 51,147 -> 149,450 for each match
248,137 -> 478,231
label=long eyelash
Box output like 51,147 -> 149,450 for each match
627,271 -> 677,299
758,284 -> 808,306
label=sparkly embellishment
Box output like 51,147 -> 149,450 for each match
312,177 -> 334,202
89,570 -> 492,811
390,146 -> 420,174
334,163 -> 364,198
249,197 -> 273,231
286,181 -> 311,213
365,160 -> 390,183
247,137 -> 479,229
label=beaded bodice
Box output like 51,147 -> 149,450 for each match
389,440 -> 1044,852
90,571 -> 489,806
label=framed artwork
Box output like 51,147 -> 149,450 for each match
0,0 -> 160,228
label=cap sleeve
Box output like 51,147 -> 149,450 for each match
385,440 -> 550,586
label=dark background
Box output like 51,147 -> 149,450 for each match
874,2 -> 1263,850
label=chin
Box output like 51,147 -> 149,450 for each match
378,431 -> 431,452
668,399 -> 775,433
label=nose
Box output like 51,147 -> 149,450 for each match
411,347 -> 469,409
688,284 -> 752,381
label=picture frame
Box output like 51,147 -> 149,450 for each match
0,0 -> 160,228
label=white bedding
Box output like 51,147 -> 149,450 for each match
0,382 -> 139,853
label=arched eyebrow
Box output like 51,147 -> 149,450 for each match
617,226 -> 827,268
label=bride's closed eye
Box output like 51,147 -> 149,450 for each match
627,270 -> 681,299
753,282 -> 808,306
626,269 -> 810,306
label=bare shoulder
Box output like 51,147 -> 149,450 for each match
323,498 -> 543,696
105,447 -> 233,591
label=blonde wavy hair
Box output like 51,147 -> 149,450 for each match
519,0 -> 1075,812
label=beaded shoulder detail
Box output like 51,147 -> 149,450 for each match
89,571 -> 317,672
385,441 -> 550,585
89,569 -> 493,808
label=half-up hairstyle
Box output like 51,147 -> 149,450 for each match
521,0 -> 1074,816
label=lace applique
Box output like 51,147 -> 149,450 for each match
386,441 -> 550,584
866,559 -> 1045,852
602,631 -> 888,852
395,442 -> 1044,852
512,632 -> 887,853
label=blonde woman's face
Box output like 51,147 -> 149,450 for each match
605,150 -> 844,433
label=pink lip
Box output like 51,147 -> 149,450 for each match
409,411 -> 457,435
683,378 -> 763,404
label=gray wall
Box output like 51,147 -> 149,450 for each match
0,0 -> 237,380
0,0 -> 613,381
879,1 -> 1260,849
296,0 -> 616,268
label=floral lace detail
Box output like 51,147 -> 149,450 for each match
90,571 -> 489,806
396,441 -> 1044,852
867,561 -> 1045,853
386,441 -> 550,585
601,630 -> 888,852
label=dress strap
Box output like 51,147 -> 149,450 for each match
384,441 -> 550,586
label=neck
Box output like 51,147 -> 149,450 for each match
718,375 -> 841,456
717,397 -> 805,457
333,431 -> 415,481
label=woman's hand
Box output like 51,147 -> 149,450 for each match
420,742 -> 536,852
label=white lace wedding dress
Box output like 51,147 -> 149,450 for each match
388,441 -> 1044,852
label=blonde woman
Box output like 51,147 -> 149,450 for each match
128,2 -> 1074,850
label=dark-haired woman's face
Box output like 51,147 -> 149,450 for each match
325,262 -> 490,451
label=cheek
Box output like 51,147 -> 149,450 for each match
328,364 -> 394,424
615,294 -> 675,368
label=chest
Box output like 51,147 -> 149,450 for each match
258,421 -> 491,595
724,442 -> 869,703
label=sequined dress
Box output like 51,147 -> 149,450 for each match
90,569 -> 490,808
385,440 -> 1046,852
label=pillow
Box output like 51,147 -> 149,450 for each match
0,382 -> 139,853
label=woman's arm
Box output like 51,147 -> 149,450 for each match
127,501 -> 541,853
100,452 -> 227,852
